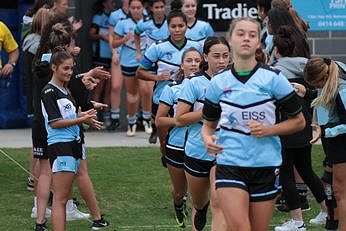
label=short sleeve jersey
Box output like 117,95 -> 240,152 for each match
108,8 -> 127,27
186,20 -> 214,46
114,17 -> 147,67
178,72 -> 214,161
140,37 -> 202,105
203,64 -> 302,167
0,21 -> 18,68
91,12 -> 112,59
159,82 -> 187,150
41,82 -> 80,145
134,17 -> 169,47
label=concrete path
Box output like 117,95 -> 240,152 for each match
0,128 -> 159,148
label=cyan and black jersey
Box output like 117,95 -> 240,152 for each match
114,17 -> 147,68
134,16 -> 169,47
203,63 -> 302,167
159,82 -> 187,150
109,8 -> 127,27
140,37 -> 202,105
186,19 -> 214,46
90,11 -> 112,61
178,72 -> 215,161
41,82 -> 80,146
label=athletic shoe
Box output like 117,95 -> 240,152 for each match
182,193 -> 190,217
107,118 -> 120,131
174,203 -> 186,228
66,203 -> 90,221
194,202 -> 209,231
27,176 -> 34,191
126,123 -> 137,137
91,215 -> 110,230
309,211 -> 327,225
34,222 -> 48,231
31,207 -> 51,218
275,219 -> 306,231
148,130 -> 157,144
142,120 -> 152,134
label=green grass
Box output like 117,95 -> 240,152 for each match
0,146 -> 326,230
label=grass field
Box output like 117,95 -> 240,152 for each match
0,146 -> 326,230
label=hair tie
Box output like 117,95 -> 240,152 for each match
323,58 -> 331,66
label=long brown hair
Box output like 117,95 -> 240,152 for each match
304,58 -> 339,109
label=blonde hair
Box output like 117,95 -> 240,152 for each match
304,58 -> 339,109
228,17 -> 261,38
32,8 -> 53,35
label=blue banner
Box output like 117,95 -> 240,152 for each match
292,0 -> 346,31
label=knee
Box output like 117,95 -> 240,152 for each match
126,92 -> 138,104
210,191 -> 222,211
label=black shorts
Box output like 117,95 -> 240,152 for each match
321,137 -> 332,167
165,146 -> 185,168
324,134 -> 346,165
121,65 -> 138,76
216,165 -> 280,202
92,57 -> 111,69
184,155 -> 215,178
48,140 -> 83,168
32,119 -> 48,159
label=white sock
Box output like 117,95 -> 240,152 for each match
34,196 -> 37,208
66,199 -> 74,211
293,219 -> 304,226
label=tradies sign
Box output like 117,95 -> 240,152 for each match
196,0 -> 258,32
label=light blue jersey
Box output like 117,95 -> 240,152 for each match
159,82 -> 187,150
178,72 -> 214,161
134,17 -> 169,47
140,37 -> 202,105
186,20 -> 214,45
91,12 -> 112,59
109,8 -> 127,27
203,64 -> 302,167
114,17 -> 147,67
41,82 -> 80,145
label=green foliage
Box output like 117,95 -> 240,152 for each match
0,146 -> 326,230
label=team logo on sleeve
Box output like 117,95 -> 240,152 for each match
64,103 -> 72,112
165,51 -> 172,60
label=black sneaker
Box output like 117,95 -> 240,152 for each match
194,202 -> 209,231
149,130 -> 157,144
174,203 -> 186,228
107,118 -> 120,131
35,222 -> 47,231
92,216 -> 110,230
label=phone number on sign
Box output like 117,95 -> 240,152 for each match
317,20 -> 346,27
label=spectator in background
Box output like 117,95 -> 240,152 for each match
0,20 -> 19,84
88,0 -> 115,130
256,0 -> 272,55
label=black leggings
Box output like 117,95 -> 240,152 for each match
280,145 -> 325,210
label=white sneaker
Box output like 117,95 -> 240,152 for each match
275,219 -> 306,231
126,123 -> 137,137
31,207 -> 51,218
66,203 -> 90,221
142,120 -> 152,134
309,211 -> 327,225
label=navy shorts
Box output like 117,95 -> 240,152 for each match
324,134 -> 346,165
165,146 -> 185,168
184,155 -> 215,178
32,119 -> 48,159
121,65 -> 138,76
216,165 -> 280,202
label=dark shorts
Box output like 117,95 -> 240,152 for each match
184,155 -> 215,178
165,146 -> 185,168
324,134 -> 346,165
216,165 -> 280,202
48,140 -> 83,173
121,65 -> 138,76
32,119 -> 48,159
92,57 -> 111,69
